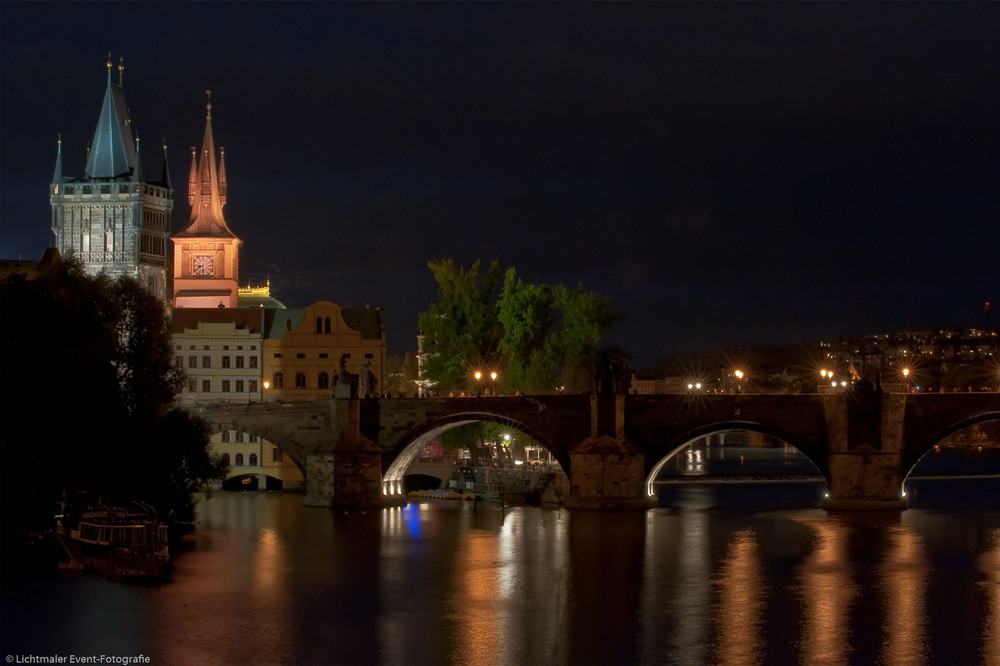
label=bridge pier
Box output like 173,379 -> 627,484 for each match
823,386 -> 906,510
566,395 -> 657,510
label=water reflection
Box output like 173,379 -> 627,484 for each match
4,491 -> 1000,665
879,527 -> 928,666
714,528 -> 763,665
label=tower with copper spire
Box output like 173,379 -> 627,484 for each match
170,92 -> 243,309
49,55 -> 174,300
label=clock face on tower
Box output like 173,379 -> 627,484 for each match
193,255 -> 214,276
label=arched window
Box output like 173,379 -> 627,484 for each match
273,372 -> 283,388
318,372 -> 329,389
249,453 -> 258,466
324,316 -> 331,333
220,453 -> 231,466
316,316 -> 323,333
235,453 -> 245,466
295,372 -> 306,388
221,431 -> 231,443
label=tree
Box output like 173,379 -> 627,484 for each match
0,255 -> 223,539
417,259 -> 620,393
417,259 -> 504,391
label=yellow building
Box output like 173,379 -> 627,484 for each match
263,301 -> 387,402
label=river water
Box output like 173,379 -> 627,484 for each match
3,459 -> 1000,665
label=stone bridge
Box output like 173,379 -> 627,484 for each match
192,388 -> 1000,510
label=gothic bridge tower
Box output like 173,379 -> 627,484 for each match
49,55 -> 174,300
171,92 -> 243,309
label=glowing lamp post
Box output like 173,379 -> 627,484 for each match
263,380 -> 270,403
902,368 -> 910,393
734,369 -> 744,394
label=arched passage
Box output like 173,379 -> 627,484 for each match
203,422 -> 306,490
902,415 -> 1000,507
645,422 -> 828,500
381,412 -> 565,498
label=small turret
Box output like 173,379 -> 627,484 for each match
52,134 -> 63,185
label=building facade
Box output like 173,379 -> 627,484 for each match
49,56 -> 173,300
262,301 -> 387,402
171,307 -> 304,490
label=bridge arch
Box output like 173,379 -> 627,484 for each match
201,420 -> 306,488
901,411 -> 1000,477
380,410 -> 565,497
644,420 -> 829,498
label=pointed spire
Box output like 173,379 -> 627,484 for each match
86,54 -> 136,179
132,135 -> 144,183
52,134 -> 63,185
161,139 -> 172,189
218,146 -> 227,206
176,92 -> 237,239
187,146 -> 197,206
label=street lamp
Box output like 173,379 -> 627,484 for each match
473,371 -> 482,396
902,368 -> 910,393
490,371 -> 498,396
263,380 -> 270,403
734,369 -> 744,394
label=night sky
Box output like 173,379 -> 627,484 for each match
2,2 -> 997,369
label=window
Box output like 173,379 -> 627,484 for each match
249,356 -> 258,368
222,380 -> 231,392
202,355 -> 211,368
188,356 -> 198,368
273,372 -> 283,388
187,379 -> 196,393
220,453 -> 231,466
222,356 -> 231,368
318,372 -> 329,389
319,353 -> 328,359
295,372 -> 306,388
249,453 -> 258,466
236,380 -> 244,393
222,431 -> 231,443
237,345 -> 243,350
249,380 -> 258,393
235,453 -> 244,466
175,355 -> 183,367
236,356 -> 245,368
273,448 -> 283,462
202,379 -> 211,392
273,353 -> 282,358
223,345 -> 230,350
236,431 -> 245,443
296,353 -> 305,359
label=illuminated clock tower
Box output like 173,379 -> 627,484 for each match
171,92 -> 242,308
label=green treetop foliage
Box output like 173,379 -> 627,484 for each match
0,255 -> 224,535
417,259 -> 621,393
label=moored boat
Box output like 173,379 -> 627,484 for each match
56,501 -> 171,583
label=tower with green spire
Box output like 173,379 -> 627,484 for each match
49,55 -> 174,300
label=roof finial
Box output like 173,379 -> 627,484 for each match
118,56 -> 124,86
205,90 -> 212,119
106,51 -> 112,83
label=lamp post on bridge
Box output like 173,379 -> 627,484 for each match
263,380 -> 270,404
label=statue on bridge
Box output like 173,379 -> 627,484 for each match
594,353 -> 632,397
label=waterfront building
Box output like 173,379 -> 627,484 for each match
49,56 -> 173,300
170,305 -> 304,490
262,301 -> 387,402
171,93 -> 242,309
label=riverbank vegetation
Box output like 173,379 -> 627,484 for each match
0,255 -> 225,556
